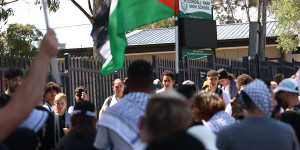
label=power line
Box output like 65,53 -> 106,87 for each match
39,23 -> 91,30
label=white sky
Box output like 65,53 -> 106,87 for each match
5,0 -> 94,48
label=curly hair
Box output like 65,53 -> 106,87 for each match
44,82 -> 61,96
190,91 -> 225,123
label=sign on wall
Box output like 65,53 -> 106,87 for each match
178,0 -> 212,19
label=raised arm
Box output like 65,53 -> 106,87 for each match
0,29 -> 58,141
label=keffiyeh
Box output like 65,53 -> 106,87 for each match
242,79 -> 273,117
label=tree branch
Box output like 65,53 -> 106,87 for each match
88,0 -> 93,16
1,0 -> 19,6
70,0 -> 94,24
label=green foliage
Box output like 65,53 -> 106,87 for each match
34,0 -> 60,12
270,0 -> 300,52
137,17 -> 175,29
0,24 -> 43,57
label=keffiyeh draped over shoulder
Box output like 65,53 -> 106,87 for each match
98,92 -> 150,149
203,111 -> 236,133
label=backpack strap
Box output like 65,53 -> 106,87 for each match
106,96 -> 113,108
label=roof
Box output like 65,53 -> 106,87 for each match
126,22 -> 278,46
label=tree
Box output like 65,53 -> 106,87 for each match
0,0 -> 60,30
1,24 -> 43,57
270,0 -> 300,53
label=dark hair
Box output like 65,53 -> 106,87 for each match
4,128 -> 40,150
127,60 -> 153,90
146,131 -> 206,150
190,91 -> 225,123
281,111 -> 300,144
71,101 -> 96,136
176,84 -> 197,99
274,73 -> 284,84
127,60 -> 153,78
217,68 -> 228,79
240,91 -> 258,112
162,70 -> 176,81
44,82 -> 61,96
145,96 -> 192,139
236,74 -> 253,90
231,97 -> 245,120
207,70 -> 218,77
74,86 -> 87,95
5,68 -> 23,80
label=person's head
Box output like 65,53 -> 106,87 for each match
74,86 -> 88,102
138,90 -> 192,143
126,60 -> 153,93
176,80 -> 197,99
44,82 -> 61,104
112,78 -> 124,98
270,81 -> 278,91
240,79 -> 273,117
5,68 -> 24,94
4,128 -> 40,150
274,73 -> 285,84
190,91 -> 225,123
236,74 -> 253,92
71,101 -> 96,136
161,70 -> 176,89
274,78 -> 299,110
231,97 -> 246,120
206,70 -> 219,88
146,131 -> 206,150
217,68 -> 230,87
54,93 -> 67,116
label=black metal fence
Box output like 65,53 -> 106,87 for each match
0,54 -> 299,111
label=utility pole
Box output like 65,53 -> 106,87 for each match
258,0 -> 267,60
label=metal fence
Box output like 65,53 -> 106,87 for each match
0,54 -> 299,111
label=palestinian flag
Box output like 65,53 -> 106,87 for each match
91,0 -> 178,75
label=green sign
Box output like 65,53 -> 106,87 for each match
182,49 -> 214,60
178,0 -> 212,20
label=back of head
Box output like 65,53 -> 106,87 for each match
190,91 -> 225,122
236,74 -> 253,90
71,101 -> 96,136
146,131 -> 206,150
145,90 -> 192,139
127,60 -> 153,90
274,73 -> 285,84
4,128 -> 39,150
177,80 -> 197,99
241,79 -> 273,117
5,68 -> 23,80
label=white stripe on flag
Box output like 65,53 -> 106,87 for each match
100,40 -> 112,60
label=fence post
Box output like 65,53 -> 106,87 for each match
184,56 -> 190,81
207,55 -> 215,69
152,55 -> 159,79
242,56 -> 250,74
64,53 -> 73,107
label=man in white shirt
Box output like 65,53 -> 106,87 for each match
98,78 -> 124,119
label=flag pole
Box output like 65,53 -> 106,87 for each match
42,0 -> 61,85
175,1 -> 179,75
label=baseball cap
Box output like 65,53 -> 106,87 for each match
273,78 -> 298,94
217,68 -> 228,79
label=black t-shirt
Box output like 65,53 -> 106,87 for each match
281,105 -> 300,144
56,131 -> 97,150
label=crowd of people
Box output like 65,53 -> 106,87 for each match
1,29 -> 300,150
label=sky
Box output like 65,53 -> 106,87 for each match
5,0 -> 94,48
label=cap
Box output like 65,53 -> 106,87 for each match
273,78 -> 298,94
